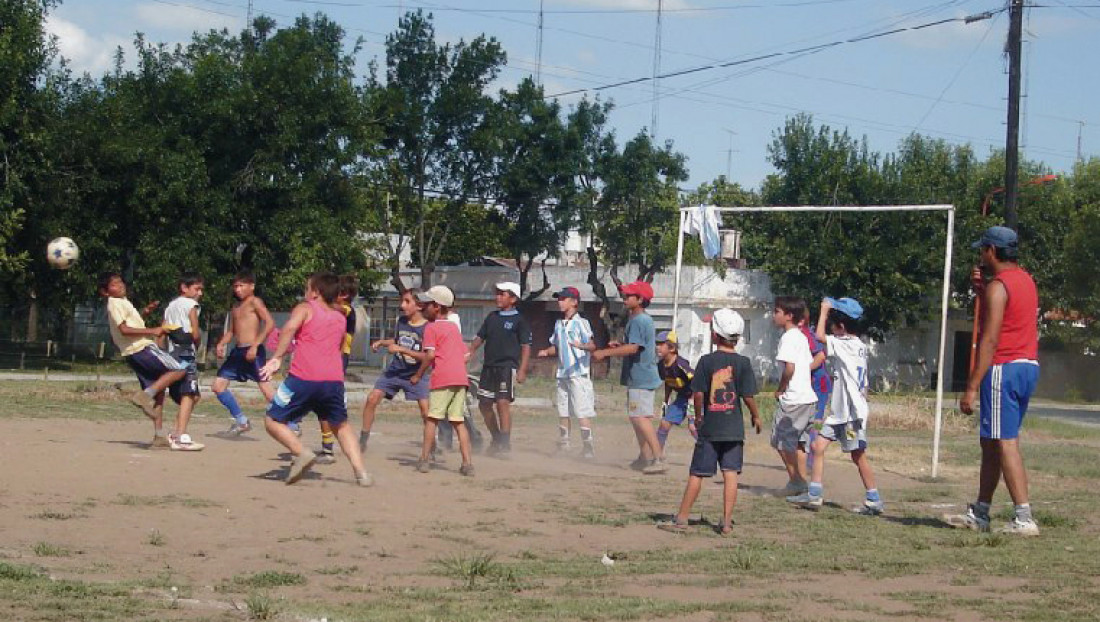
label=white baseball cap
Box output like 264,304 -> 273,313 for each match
495,281 -> 521,298
711,308 -> 745,340
417,285 -> 455,307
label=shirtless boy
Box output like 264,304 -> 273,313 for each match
212,271 -> 277,435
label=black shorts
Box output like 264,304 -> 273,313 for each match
167,354 -> 201,404
476,365 -> 516,402
689,440 -> 744,477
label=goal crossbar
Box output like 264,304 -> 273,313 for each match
672,205 -> 955,477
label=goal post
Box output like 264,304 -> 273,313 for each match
671,205 -> 956,478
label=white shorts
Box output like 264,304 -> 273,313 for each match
555,376 -> 596,419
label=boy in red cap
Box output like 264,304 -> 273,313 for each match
593,281 -> 667,474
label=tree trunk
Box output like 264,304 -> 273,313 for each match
524,258 -> 552,301
27,288 -> 38,343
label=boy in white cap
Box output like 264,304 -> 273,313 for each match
658,309 -> 760,535
468,281 -> 532,456
788,297 -> 883,515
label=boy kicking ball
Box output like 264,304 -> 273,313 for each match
99,272 -> 203,451
787,297 -> 883,515
259,272 -> 371,486
658,309 -> 760,535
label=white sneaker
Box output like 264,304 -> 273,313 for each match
168,433 -> 205,452
783,480 -> 809,497
786,492 -> 823,508
997,518 -> 1040,537
853,500 -> 884,516
943,504 -> 991,532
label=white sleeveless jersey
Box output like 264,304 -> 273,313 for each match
825,334 -> 869,426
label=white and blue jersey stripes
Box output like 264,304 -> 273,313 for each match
549,315 -> 593,378
979,360 -> 1039,440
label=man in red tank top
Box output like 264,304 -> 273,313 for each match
946,226 -> 1040,536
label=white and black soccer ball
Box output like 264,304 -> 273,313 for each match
47,237 -> 80,269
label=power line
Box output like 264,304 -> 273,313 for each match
912,10 -> 1001,131
377,0 -> 871,14
546,8 -> 1006,98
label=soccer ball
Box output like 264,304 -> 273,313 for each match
47,237 -> 80,269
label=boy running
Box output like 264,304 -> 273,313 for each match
160,272 -> 206,451
593,281 -> 667,474
771,296 -> 818,496
258,272 -> 371,486
359,288 -> 431,455
315,274 -> 359,464
656,330 -> 696,451
98,272 -> 202,451
411,285 -> 474,476
788,297 -> 883,515
212,271 -> 276,436
468,281 -> 532,457
536,286 -> 597,459
658,309 -> 760,535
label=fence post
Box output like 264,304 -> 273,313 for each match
98,342 -> 105,360
44,366 -> 49,381
46,340 -> 52,357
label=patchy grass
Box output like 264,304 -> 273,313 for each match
228,571 -> 307,590
32,542 -> 71,558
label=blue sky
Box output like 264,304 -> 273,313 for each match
46,0 -> 1100,190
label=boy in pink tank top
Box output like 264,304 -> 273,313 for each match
410,285 -> 475,477
259,272 -> 373,487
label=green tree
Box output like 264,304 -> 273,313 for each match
372,11 -> 506,289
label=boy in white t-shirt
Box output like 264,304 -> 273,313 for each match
770,296 -> 818,496
537,287 -> 597,459
788,297 -> 883,515
161,272 -> 206,451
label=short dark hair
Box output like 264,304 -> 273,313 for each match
640,297 -> 651,309
97,271 -> 122,293
774,296 -> 806,324
828,309 -> 861,336
233,270 -> 255,285
178,272 -> 204,288
993,246 -> 1018,263
309,272 -> 341,304
339,274 -> 359,300
712,333 -> 739,347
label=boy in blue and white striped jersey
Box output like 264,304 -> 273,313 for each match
537,287 -> 597,459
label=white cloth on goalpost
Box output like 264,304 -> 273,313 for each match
686,205 -> 721,259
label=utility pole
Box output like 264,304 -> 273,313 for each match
1003,0 -> 1024,230
650,0 -> 663,139
1078,121 -> 1085,163
723,128 -> 738,180
535,0 -> 545,86
246,0 -> 254,31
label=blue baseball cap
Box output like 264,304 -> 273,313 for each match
971,225 -> 1018,250
825,297 -> 864,320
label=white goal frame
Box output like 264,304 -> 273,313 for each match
672,205 -> 956,478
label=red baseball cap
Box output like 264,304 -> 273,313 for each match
619,281 -> 654,301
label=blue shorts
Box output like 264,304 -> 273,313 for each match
126,345 -> 186,392
218,345 -> 266,383
689,440 -> 744,477
662,397 -> 691,425
168,354 -> 200,404
980,361 -> 1039,440
374,373 -> 429,402
267,375 -> 348,426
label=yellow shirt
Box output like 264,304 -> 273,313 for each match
106,297 -> 154,357
341,303 -> 354,355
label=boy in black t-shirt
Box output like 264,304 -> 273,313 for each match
658,308 -> 761,536
468,281 -> 532,456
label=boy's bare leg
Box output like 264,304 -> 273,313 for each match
479,399 -> 501,442
175,394 -> 198,435
977,438 -> 1003,504
265,416 -> 304,455
421,418 -> 439,462
778,449 -> 806,485
996,438 -> 1029,505
630,419 -> 658,460
810,436 -> 829,484
211,376 -> 230,395
150,391 -> 166,430
332,421 -> 366,476
148,370 -> 185,397
721,470 -> 740,529
796,445 -> 809,482
257,381 -> 275,402
496,398 -> 512,441
673,475 -> 704,524
850,448 -> 877,491
360,389 -> 385,431
453,420 -> 472,466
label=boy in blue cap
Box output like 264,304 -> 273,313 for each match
788,296 -> 883,515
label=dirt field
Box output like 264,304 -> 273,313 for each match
0,378 -> 1098,622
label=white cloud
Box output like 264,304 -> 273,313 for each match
132,2 -> 240,34
45,15 -> 129,76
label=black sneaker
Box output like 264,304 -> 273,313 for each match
629,457 -> 648,471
